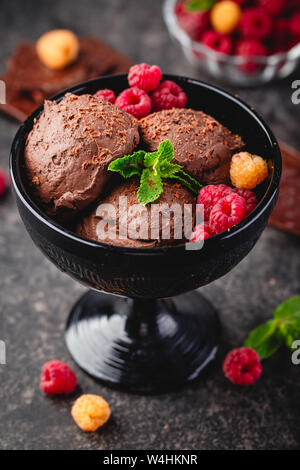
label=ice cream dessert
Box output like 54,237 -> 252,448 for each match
25,92 -> 139,216
24,62 -> 268,247
76,179 -> 196,248
139,108 -> 244,185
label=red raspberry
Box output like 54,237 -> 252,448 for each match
115,87 -> 152,119
151,80 -> 187,112
257,0 -> 286,17
197,184 -> 233,221
128,63 -> 162,93
231,0 -> 248,4
272,19 -> 291,52
40,360 -> 77,395
235,39 -> 268,73
176,5 -> 209,41
290,12 -> 300,39
209,193 -> 246,234
222,347 -> 262,386
240,8 -> 272,40
0,168 -> 7,198
94,89 -> 116,104
233,188 -> 257,215
189,222 -> 213,242
201,30 -> 233,54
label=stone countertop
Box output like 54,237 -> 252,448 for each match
0,0 -> 299,451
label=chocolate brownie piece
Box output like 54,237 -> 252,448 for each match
0,37 -> 133,121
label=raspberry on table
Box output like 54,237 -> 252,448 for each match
235,39 -> 268,73
290,12 -> 300,39
222,347 -> 262,386
115,87 -> 152,119
71,394 -> 111,432
0,168 -> 7,198
94,89 -> 116,104
239,8 -> 272,40
176,4 -> 209,41
151,80 -> 187,112
201,30 -> 233,54
233,188 -> 258,215
190,222 -> 213,242
210,1 -> 242,35
197,184 -> 233,221
128,63 -> 162,93
257,0 -> 286,17
209,193 -> 246,234
230,152 -> 269,189
40,360 -> 77,395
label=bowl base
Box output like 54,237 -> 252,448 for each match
65,290 -> 220,393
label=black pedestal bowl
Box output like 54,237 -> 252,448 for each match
10,75 -> 281,393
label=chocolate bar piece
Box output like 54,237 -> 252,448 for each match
0,37 -> 133,121
269,141 -> 300,236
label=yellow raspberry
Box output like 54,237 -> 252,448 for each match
36,30 -> 79,70
210,1 -> 241,35
71,394 -> 111,432
230,152 -> 269,189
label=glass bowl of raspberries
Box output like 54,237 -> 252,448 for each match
164,0 -> 300,85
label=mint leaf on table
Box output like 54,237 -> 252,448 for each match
108,139 -> 202,206
186,0 -> 216,12
245,320 -> 283,359
108,150 -> 145,178
274,297 -> 300,348
244,296 -> 300,359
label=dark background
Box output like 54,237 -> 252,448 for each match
0,0 -> 300,450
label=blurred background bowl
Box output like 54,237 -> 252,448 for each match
163,0 -> 300,86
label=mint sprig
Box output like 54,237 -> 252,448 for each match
108,139 -> 202,206
245,296 -> 300,359
186,0 -> 216,12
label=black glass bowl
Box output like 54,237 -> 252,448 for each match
10,75 -> 281,393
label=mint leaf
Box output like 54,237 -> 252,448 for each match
245,320 -> 283,359
169,170 -> 202,195
108,150 -> 145,178
159,162 -> 182,178
157,139 -> 174,163
137,168 -> 163,206
144,152 -> 159,168
244,296 -> 300,359
108,139 -> 202,205
274,296 -> 300,320
279,318 -> 300,348
186,0 -> 216,12
274,297 -> 300,348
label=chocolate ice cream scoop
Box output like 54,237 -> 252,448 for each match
76,179 -> 196,248
139,108 -> 244,185
25,93 -> 139,216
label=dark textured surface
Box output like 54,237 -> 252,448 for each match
0,0 -> 300,451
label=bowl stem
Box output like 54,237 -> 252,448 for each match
65,290 -> 220,393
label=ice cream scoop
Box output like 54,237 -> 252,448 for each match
76,179 -> 196,248
139,108 -> 244,185
24,93 -> 139,217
